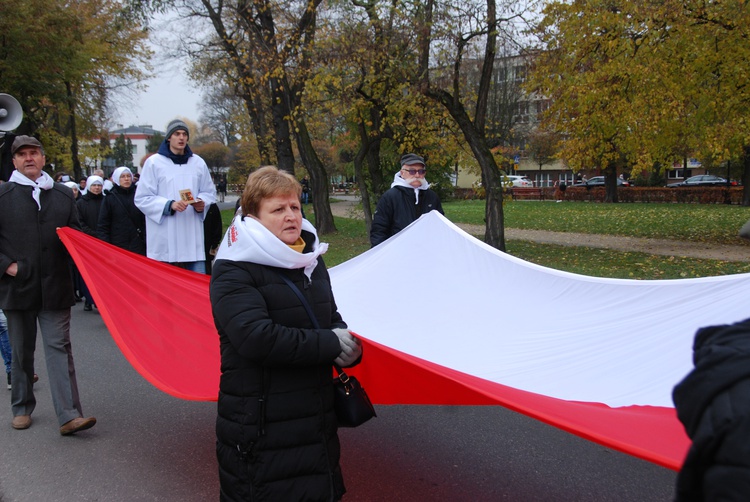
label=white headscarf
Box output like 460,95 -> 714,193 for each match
86,175 -> 104,188
112,166 -> 132,187
391,172 -> 430,204
9,169 -> 55,210
215,214 -> 328,281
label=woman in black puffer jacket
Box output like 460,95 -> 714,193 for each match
210,166 -> 362,501
97,167 -> 146,255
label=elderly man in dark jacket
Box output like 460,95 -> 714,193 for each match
672,317 -> 750,501
369,153 -> 444,247
0,135 -> 96,435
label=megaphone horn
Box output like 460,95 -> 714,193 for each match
0,94 -> 23,132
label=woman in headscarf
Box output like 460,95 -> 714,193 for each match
97,166 -> 146,255
209,166 -> 362,501
75,176 -> 104,310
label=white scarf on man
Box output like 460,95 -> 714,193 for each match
391,172 -> 429,204
9,170 -> 55,210
214,214 -> 328,281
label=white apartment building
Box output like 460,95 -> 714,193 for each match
109,125 -> 164,173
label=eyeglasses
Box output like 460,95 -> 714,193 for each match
402,168 -> 426,175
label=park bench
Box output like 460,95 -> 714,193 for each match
511,187 -> 544,201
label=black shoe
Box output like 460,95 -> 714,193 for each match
83,304 -> 92,311
6,372 -> 9,390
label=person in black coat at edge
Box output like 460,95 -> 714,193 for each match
210,166 -> 362,501
97,166 -> 146,256
76,175 -> 104,311
672,317 -> 750,501
203,202 -> 223,275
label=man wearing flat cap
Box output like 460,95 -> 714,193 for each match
135,119 -> 216,273
369,153 -> 444,247
0,135 -> 96,435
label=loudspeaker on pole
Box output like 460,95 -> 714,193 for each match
0,94 -> 22,132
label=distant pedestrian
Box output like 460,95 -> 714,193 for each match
217,178 -> 227,203
301,176 -> 310,204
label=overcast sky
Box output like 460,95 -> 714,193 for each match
113,12 -> 203,134
114,72 -> 201,133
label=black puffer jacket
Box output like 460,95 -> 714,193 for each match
672,318 -> 750,501
210,233 -> 348,502
370,185 -> 443,246
76,191 -> 103,237
97,184 -> 146,255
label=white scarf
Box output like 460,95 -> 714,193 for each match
9,170 -> 55,210
391,172 -> 430,204
215,214 -> 328,281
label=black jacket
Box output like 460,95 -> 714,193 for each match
210,232 -> 348,501
672,318 -> 750,501
97,184 -> 146,255
0,181 -> 81,310
76,191 -> 104,237
203,203 -> 223,275
370,185 -> 443,246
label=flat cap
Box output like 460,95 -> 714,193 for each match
400,153 -> 425,166
11,135 -> 43,155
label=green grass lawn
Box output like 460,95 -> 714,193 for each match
221,200 -> 750,279
444,200 -> 750,245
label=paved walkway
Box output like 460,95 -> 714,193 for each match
327,197 -> 750,262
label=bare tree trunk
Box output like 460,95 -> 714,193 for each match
239,91 -> 272,165
431,89 -> 505,250
269,77 -> 296,173
417,0 -> 506,250
353,137 -> 374,231
604,162 -> 618,203
294,118 -> 336,233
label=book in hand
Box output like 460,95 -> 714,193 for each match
179,189 -> 196,204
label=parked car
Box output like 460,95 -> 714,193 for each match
667,175 -> 733,187
573,176 -> 631,187
502,175 -> 534,188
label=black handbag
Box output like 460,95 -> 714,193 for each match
276,272 -> 376,427
333,363 -> 376,427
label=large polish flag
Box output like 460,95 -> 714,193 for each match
58,212 -> 750,471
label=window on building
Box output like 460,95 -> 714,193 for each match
514,65 -> 527,82
667,170 -> 689,179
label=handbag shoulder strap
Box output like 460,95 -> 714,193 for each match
276,272 -> 319,328
276,271 -> 345,376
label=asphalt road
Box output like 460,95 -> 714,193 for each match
0,305 -> 677,501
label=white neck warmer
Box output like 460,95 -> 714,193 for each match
391,172 -> 429,204
215,215 -> 328,281
9,170 -> 55,210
